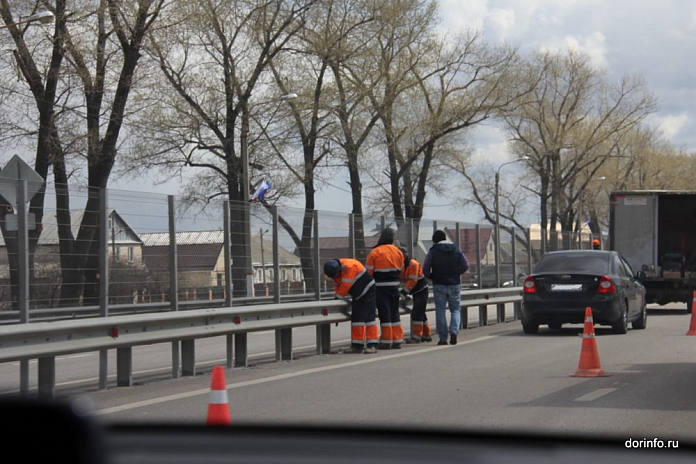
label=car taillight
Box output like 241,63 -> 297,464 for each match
523,276 -> 537,293
597,275 -> 616,294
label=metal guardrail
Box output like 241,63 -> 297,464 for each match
0,287 -> 522,398
0,292 -> 337,324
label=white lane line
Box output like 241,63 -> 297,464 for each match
573,388 -> 617,402
93,335 -> 497,416
1,340 -> 355,392
7,353 -> 94,367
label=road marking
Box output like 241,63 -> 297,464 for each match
93,334 -> 497,416
0,339 -> 355,393
8,353 -> 93,367
573,388 -> 617,402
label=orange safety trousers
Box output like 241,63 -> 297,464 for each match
376,286 -> 403,345
411,321 -> 432,340
350,285 -> 379,348
409,288 -> 430,341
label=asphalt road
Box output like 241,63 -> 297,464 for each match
0,303 -> 511,395
46,303 -> 696,443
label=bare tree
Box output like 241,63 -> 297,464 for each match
258,0 -> 376,283
128,0 -> 312,295
384,32 -> 521,231
500,50 -> 656,239
0,0 -> 165,306
0,0 -> 66,308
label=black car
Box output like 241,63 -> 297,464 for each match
475,264 -> 526,288
521,250 -> 647,334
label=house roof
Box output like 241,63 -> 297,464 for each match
141,230 -> 225,247
140,230 -> 300,272
142,242 -> 224,273
316,236 -> 380,249
446,227 -> 494,263
0,209 -> 141,246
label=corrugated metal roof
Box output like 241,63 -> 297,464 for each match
140,230 -> 225,246
140,230 -> 300,266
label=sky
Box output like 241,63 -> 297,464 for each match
437,0 -> 696,154
109,0 -> 696,226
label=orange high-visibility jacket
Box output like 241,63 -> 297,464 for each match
401,258 -> 428,295
332,258 -> 374,300
366,244 -> 404,287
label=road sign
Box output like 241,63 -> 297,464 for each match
0,155 -> 44,209
5,213 -> 36,231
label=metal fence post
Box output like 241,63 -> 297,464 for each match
117,347 -> 133,387
171,196 -> 181,376
222,200 -> 231,308
526,228 -> 533,274
17,180 -> 29,396
455,222 -> 461,288
349,213 -> 355,258
314,209 -> 320,301
511,227 -> 517,286
407,218 -> 414,258
275,328 -> 293,361
38,357 -> 55,398
99,188 -> 110,390
317,324 -> 331,355
273,206 -> 280,304
511,227 -> 519,321
182,340 -> 196,376
223,201 -> 233,368
475,225 -> 482,288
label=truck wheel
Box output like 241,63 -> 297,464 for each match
632,302 -> 647,330
612,300 -> 628,334
522,322 -> 539,334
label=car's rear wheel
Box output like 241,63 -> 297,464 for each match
522,322 -> 539,334
612,300 -> 628,334
632,301 -> 648,330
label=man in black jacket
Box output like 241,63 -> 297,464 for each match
422,230 -> 469,345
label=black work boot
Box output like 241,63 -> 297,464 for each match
449,334 -> 457,345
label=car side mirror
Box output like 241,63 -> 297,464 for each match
636,270 -> 646,280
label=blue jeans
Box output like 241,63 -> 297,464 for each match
433,284 -> 461,341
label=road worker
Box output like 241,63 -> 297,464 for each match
399,247 -> 432,343
323,258 -> 379,354
592,239 -> 601,250
366,228 -> 405,349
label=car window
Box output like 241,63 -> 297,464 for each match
481,266 -> 513,276
620,256 -> 636,278
534,254 -> 610,274
614,256 -> 628,277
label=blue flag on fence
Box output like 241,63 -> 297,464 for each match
252,180 -> 271,202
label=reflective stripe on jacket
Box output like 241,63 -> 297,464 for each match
401,258 -> 428,295
366,244 -> 404,286
333,258 -> 375,300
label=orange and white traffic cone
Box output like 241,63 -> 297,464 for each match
206,366 -> 231,426
571,307 -> 610,378
687,291 -> 696,335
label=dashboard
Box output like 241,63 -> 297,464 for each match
5,398 -> 695,464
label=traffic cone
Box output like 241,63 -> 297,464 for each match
687,291 -> 696,335
571,307 -> 610,377
206,366 -> 231,426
